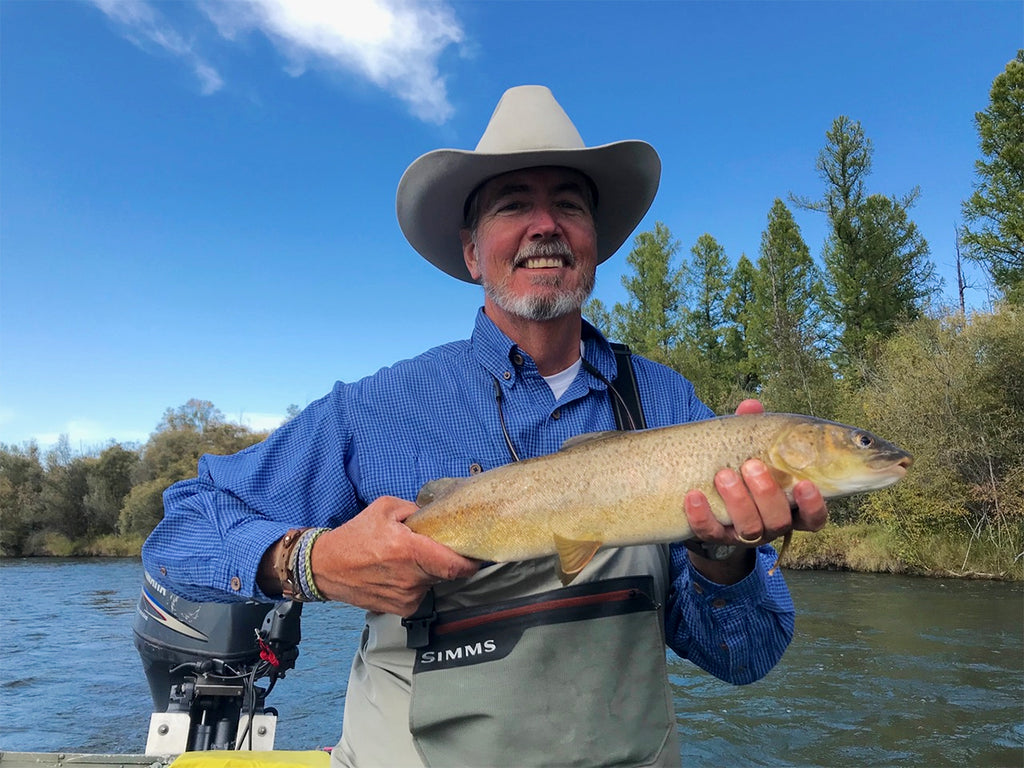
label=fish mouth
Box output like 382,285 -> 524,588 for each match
868,448 -> 914,472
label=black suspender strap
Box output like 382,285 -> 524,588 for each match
608,342 -> 647,431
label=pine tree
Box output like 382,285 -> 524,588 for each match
748,199 -> 833,414
795,115 -> 938,373
606,221 -> 684,364
676,233 -> 733,409
961,50 -> 1024,303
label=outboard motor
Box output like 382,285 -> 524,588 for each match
132,570 -> 302,754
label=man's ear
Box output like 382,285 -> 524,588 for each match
460,229 -> 482,281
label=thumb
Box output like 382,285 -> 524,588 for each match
735,399 -> 765,416
410,532 -> 480,581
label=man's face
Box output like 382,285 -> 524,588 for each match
460,166 -> 598,323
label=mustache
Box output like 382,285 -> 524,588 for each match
512,240 -> 576,268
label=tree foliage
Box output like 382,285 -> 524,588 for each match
794,116 -> 939,373
746,199 -> 833,415
848,308 -> 1024,574
961,50 -> 1024,303
594,222 -> 684,365
121,399 -> 265,536
0,400 -> 267,554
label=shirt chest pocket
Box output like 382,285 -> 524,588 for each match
355,448 -> 486,504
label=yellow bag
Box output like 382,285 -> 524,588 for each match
169,751 -> 330,768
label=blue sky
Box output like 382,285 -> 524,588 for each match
1,0 -> 1019,451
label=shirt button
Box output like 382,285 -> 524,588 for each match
693,583 -> 704,595
552,409 -> 561,420
502,371 -> 512,380
469,463 -> 483,475
230,576 -> 242,591
512,353 -> 525,366
712,598 -> 727,609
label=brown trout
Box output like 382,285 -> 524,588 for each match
407,413 -> 913,583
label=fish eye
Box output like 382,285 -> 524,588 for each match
854,431 -> 874,448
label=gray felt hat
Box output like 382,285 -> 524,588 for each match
396,85 -> 661,283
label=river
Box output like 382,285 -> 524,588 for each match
0,559 -> 1021,766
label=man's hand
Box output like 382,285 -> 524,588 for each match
309,497 -> 479,616
683,399 -> 829,583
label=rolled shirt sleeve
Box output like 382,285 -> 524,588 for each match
664,543 -> 795,684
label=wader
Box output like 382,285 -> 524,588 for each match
332,345 -> 680,767
331,545 -> 682,768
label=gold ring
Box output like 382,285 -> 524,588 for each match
736,531 -> 763,545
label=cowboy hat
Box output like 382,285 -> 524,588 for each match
396,85 -> 661,283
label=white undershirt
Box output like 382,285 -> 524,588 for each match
541,341 -> 586,400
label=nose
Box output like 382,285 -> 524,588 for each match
528,204 -> 561,240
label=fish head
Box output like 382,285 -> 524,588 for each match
766,418 -> 914,497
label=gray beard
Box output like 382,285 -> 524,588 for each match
481,241 -> 596,322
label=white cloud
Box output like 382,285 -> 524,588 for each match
91,0 -> 225,94
229,411 -> 287,434
33,420 -> 151,452
91,0 -> 465,122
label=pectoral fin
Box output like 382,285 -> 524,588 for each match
416,477 -> 465,506
553,534 -> 602,586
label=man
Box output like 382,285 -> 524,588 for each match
144,86 -> 827,767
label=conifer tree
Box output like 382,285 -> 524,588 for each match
794,115 -> 938,372
961,50 -> 1024,303
604,221 -> 684,364
676,233 -> 733,409
748,200 -> 833,414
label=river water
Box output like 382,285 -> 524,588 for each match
0,559 -> 1021,766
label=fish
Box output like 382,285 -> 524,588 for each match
406,413 -> 913,584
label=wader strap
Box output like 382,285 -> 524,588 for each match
402,589 -> 437,649
609,342 -> 647,431
402,345 -> 645,650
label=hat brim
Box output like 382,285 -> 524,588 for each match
397,140 -> 661,283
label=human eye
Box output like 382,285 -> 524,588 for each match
491,197 -> 527,215
556,196 -> 587,214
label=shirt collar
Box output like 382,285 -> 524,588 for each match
470,308 -> 619,389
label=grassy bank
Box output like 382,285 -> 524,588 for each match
783,524 -> 1023,580
9,531 -> 148,558
8,525 -> 1022,581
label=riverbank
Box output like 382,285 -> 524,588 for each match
7,525 -> 1022,581
784,525 -> 1023,581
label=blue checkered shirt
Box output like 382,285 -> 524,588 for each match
143,309 -> 795,683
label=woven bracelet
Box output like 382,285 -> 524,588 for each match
287,527 -> 329,602
300,527 -> 330,602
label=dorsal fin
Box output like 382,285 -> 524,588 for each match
561,430 -> 621,451
416,477 -> 465,507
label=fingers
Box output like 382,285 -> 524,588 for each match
309,497 -> 479,616
791,480 -> 829,532
685,459 -> 829,548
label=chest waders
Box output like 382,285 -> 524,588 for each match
331,347 -> 682,768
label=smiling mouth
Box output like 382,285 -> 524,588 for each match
518,256 -> 568,269
513,241 -> 576,271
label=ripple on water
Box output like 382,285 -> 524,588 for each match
2,561 -> 1022,763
